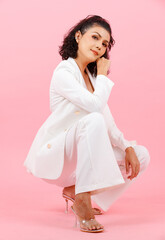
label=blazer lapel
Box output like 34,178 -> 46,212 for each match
86,66 -> 95,89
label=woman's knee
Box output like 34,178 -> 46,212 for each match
78,112 -> 105,129
75,112 -> 107,142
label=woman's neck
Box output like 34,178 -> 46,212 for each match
74,56 -> 90,75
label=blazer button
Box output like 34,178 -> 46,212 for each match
75,111 -> 80,114
47,144 -> 51,149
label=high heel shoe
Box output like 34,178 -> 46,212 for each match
62,193 -> 74,213
62,192 -> 102,215
70,205 -> 104,233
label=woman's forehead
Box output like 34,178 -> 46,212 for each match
86,26 -> 110,40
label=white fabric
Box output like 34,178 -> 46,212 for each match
42,112 -> 150,212
24,57 -> 136,179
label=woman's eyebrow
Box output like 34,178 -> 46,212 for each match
92,32 -> 109,43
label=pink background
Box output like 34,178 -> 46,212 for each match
0,0 -> 164,239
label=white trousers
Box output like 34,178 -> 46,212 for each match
42,112 -> 150,212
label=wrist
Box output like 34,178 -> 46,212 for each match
97,72 -> 107,76
125,146 -> 134,153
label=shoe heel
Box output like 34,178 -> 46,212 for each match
62,193 -> 75,214
73,214 -> 78,228
65,198 -> 68,214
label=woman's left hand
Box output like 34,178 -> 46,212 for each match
125,147 -> 140,180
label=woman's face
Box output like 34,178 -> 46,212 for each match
75,25 -> 110,62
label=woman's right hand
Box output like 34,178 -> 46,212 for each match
96,57 -> 111,76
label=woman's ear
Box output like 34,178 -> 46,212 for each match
75,30 -> 82,42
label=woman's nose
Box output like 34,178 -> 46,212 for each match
96,43 -> 102,50
96,45 -> 101,50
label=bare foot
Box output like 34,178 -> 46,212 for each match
72,192 -> 104,231
63,186 -> 102,215
63,185 -> 75,199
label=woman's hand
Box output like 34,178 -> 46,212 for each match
96,57 -> 111,76
125,147 -> 140,180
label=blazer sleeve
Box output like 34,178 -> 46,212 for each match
103,104 -> 136,152
51,67 -> 114,113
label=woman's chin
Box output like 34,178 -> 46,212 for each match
88,54 -> 98,62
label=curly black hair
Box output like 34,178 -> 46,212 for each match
58,15 -> 115,77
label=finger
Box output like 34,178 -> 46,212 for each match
129,163 -> 140,179
125,160 -> 130,174
129,165 -> 136,179
134,163 -> 140,176
134,168 -> 138,177
134,164 -> 140,177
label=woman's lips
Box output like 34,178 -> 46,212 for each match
91,49 -> 98,55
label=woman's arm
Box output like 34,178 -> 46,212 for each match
51,67 -> 114,113
103,104 -> 136,152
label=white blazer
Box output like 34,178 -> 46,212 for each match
23,57 -> 136,179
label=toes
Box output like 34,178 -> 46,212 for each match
83,223 -> 103,231
87,226 -> 93,231
91,225 -> 96,230
92,222 -> 102,230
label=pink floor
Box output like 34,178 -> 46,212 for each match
0,148 -> 164,240
1,0 -> 165,238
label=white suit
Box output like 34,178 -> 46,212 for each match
23,57 -> 150,211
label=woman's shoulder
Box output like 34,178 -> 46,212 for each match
53,57 -> 77,75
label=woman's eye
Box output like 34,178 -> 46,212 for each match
92,35 -> 98,39
92,36 -> 107,47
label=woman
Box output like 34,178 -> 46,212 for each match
24,15 -> 150,233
